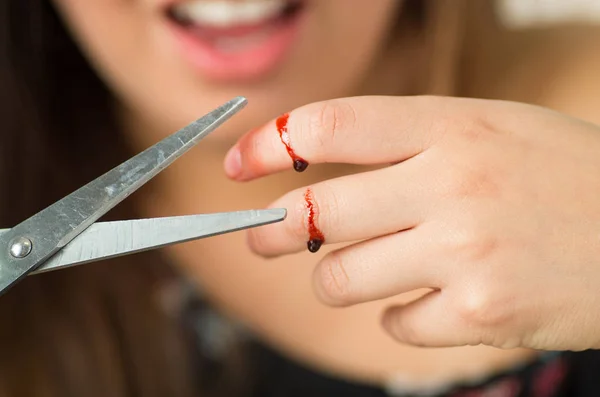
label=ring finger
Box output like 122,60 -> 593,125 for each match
312,226 -> 445,307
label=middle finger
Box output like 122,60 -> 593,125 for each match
247,162 -> 430,257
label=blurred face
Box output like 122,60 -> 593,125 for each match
51,0 -> 402,142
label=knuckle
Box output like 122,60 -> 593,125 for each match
454,117 -> 485,143
456,291 -> 496,328
441,165 -> 500,199
304,100 -> 357,154
431,100 -> 494,142
455,287 -> 513,330
451,227 -> 498,263
456,112 -> 498,142
316,252 -> 353,305
412,96 -> 498,148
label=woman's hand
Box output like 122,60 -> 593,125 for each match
223,96 -> 600,351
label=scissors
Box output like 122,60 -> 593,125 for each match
0,96 -> 286,296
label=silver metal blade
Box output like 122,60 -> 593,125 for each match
0,208 -> 285,274
0,97 -> 247,294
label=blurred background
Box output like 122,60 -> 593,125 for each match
499,0 -> 600,28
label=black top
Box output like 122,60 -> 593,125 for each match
248,344 -> 600,397
181,288 -> 600,397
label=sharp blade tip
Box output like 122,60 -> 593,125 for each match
233,95 -> 248,105
260,208 -> 287,222
189,96 -> 248,139
273,208 -> 287,220
226,96 -> 248,112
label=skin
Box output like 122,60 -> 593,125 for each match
52,0 -> 403,145
228,95 -> 600,351
52,0 -> 600,388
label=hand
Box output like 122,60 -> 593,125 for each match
224,96 -> 600,351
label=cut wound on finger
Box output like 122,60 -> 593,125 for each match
305,188 -> 325,252
246,164 -> 425,257
277,113 -> 309,172
229,97 -> 448,181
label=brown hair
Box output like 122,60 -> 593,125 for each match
0,1 -> 498,396
0,1 -> 196,396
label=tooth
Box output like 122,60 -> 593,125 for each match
238,1 -> 283,23
188,1 -> 237,26
176,0 -> 286,28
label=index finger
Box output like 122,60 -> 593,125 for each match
224,95 -> 471,181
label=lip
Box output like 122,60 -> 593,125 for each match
162,0 -> 307,82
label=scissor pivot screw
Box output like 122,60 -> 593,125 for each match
9,237 -> 32,258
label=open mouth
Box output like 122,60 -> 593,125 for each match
164,0 -> 307,80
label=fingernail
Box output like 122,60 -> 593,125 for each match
224,146 -> 242,178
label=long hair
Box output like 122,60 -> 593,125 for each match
0,0 -> 497,395
0,2 -> 197,396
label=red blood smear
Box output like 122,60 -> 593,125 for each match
304,188 -> 324,253
276,113 -> 309,172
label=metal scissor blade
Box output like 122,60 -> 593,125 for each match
23,208 -> 286,274
0,97 -> 247,294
